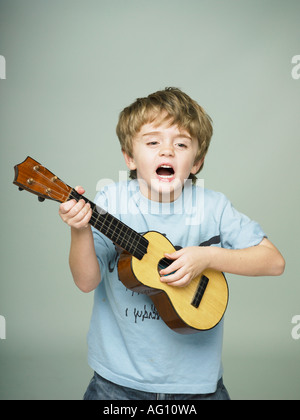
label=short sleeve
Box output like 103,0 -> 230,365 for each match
219,197 -> 266,249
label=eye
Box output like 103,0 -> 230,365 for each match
176,142 -> 188,149
147,141 -> 159,146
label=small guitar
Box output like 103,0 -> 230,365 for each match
13,156 -> 229,334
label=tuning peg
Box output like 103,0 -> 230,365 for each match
38,196 -> 45,202
18,187 -> 24,191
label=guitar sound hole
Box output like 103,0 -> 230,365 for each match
158,257 -> 176,277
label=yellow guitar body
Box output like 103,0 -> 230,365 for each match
118,231 -> 229,333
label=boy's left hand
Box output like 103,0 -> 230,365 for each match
159,239 -> 285,286
159,247 -> 211,287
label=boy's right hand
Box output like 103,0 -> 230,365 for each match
59,186 -> 92,230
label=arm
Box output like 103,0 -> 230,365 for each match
59,187 -> 101,293
160,238 -> 285,287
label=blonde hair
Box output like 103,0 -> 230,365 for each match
116,87 -> 213,181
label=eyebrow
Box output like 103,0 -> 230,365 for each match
142,131 -> 161,137
142,131 -> 192,141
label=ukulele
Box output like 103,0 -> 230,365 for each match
13,156 -> 229,334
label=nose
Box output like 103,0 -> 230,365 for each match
159,142 -> 174,157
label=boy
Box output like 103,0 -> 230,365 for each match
59,87 -> 285,400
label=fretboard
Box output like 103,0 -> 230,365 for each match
69,189 -> 148,260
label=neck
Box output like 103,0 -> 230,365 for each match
69,189 -> 148,260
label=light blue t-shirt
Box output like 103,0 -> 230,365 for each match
87,180 -> 265,393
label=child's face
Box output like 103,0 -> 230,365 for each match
123,120 -> 203,202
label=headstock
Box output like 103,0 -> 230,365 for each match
13,156 -> 72,203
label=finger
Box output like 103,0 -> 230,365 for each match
160,266 -> 186,283
75,185 -> 85,195
69,201 -> 91,222
67,199 -> 87,218
159,251 -> 183,276
59,199 -> 77,214
164,250 -> 183,260
159,257 -> 182,276
71,207 -> 92,229
165,273 -> 192,288
160,263 -> 178,276
79,207 -> 93,228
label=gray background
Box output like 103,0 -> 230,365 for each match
0,0 -> 299,399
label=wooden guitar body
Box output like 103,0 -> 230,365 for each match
118,231 -> 229,333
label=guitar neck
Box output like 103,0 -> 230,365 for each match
69,189 -> 148,260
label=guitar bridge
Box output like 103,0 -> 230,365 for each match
191,275 -> 209,308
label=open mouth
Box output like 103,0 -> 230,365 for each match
156,165 -> 175,180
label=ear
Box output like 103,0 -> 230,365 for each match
122,150 -> 137,171
191,157 -> 205,175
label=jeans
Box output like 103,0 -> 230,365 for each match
83,371 -> 230,400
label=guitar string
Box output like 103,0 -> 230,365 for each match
67,190 -> 174,265
68,191 -> 150,257
31,171 -> 194,279
25,175 -> 146,255
88,209 -> 149,257
70,194 -> 172,265
89,207 -> 171,266
24,178 -> 70,201
29,175 -> 149,257
28,169 -> 73,195
30,171 -> 171,262
89,210 -> 172,266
